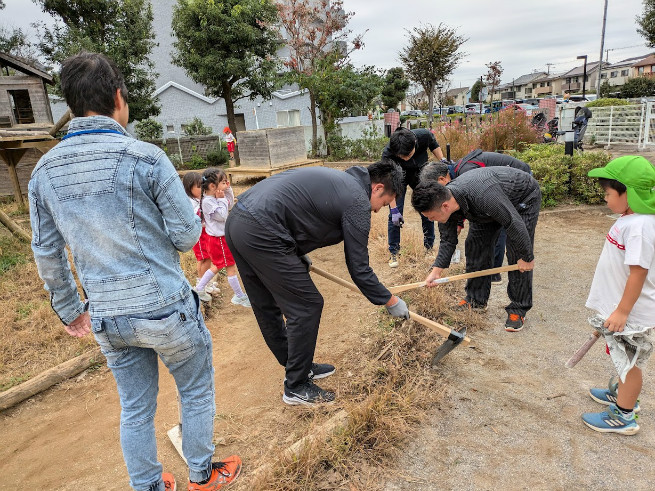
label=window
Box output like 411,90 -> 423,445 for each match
639,66 -> 645,75
621,69 -> 629,76
276,109 -> 301,127
180,124 -> 188,134
566,77 -> 571,84
574,76 -> 579,83
540,82 -> 545,87
525,88 -> 532,95
166,124 -> 174,133
600,73 -> 607,79
651,65 -> 655,72
8,89 -> 35,124
610,71 -> 618,78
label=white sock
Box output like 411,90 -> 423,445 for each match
228,275 -> 245,297
196,269 -> 215,291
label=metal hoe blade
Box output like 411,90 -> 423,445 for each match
432,327 -> 467,365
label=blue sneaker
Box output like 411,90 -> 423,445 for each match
582,404 -> 640,435
589,388 -> 640,412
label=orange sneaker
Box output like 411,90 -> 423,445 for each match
454,299 -> 487,312
188,456 -> 242,490
505,313 -> 525,332
163,472 -> 177,491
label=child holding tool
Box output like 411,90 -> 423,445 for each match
581,155 -> 655,435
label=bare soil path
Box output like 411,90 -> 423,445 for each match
3,174 -> 655,489
385,208 -> 655,490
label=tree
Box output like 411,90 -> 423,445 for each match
484,61 -> 503,103
0,1 -> 36,59
599,79 -> 613,98
33,0 -> 160,121
276,0 -> 363,156
637,0 -> 655,48
134,118 -> 163,140
172,0 -> 280,165
470,78 -> 484,103
400,23 -> 466,124
620,76 -> 655,98
182,117 -> 212,136
406,84 -> 426,111
381,67 -> 409,111
312,55 -> 382,154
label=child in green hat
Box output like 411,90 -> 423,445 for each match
581,155 -> 655,434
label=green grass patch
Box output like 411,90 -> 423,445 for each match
0,235 -> 31,275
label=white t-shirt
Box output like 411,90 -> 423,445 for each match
586,213 -> 655,327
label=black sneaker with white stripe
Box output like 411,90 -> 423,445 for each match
283,381 -> 335,406
309,362 -> 335,380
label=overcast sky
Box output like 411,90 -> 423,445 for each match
2,0 -> 651,88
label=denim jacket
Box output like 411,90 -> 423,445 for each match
29,116 -> 201,323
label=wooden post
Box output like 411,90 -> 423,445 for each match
0,208 -> 32,242
0,148 -> 27,207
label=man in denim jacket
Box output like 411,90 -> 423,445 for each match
29,52 -> 241,491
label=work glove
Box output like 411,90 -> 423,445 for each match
390,207 -> 404,227
299,254 -> 312,272
386,297 -> 410,319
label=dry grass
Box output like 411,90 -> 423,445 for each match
0,205 -> 95,391
249,204 -> 491,490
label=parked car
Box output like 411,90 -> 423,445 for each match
504,103 -> 539,116
447,105 -> 465,115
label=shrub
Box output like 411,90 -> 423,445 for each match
134,118 -> 163,140
620,77 -> 655,98
324,125 -> 387,161
432,119 -> 480,160
183,117 -> 213,136
569,150 -> 611,204
586,98 -> 630,108
509,144 -> 610,207
206,146 -> 230,167
187,153 -> 207,169
479,110 -> 540,152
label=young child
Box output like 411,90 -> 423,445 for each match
582,155 -> 655,435
224,127 -> 236,160
182,172 -> 220,301
197,167 -> 251,307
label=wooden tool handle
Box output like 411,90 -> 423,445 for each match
409,311 -> 471,346
389,264 -> 521,294
309,265 -> 360,294
565,331 -> 601,368
310,265 -> 471,346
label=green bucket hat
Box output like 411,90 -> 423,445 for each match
588,155 -> 655,214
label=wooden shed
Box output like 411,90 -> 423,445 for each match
0,52 -> 62,207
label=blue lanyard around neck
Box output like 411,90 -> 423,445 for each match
61,129 -> 124,140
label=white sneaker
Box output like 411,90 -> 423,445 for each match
231,294 -> 251,308
205,283 -> 217,294
388,253 -> 399,268
194,287 -> 211,302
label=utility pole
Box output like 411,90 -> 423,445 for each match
546,63 -> 554,75
479,75 -> 483,114
596,0 -> 609,96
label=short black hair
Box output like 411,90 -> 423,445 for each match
420,162 -> 449,182
389,127 -> 417,157
598,177 -> 627,195
367,158 -> 404,197
60,51 -> 129,117
411,181 -> 452,213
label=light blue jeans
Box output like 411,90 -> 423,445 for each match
91,292 -> 215,490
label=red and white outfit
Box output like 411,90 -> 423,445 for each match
225,132 -> 236,153
200,187 -> 236,269
190,197 -> 211,261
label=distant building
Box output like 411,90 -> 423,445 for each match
150,0 -> 312,136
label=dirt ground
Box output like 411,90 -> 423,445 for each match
2,170 -> 655,489
384,208 -> 655,490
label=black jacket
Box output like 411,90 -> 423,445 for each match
433,167 -> 541,269
236,166 -> 392,304
382,128 -> 440,171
